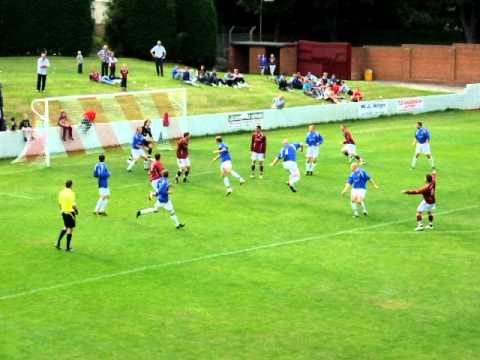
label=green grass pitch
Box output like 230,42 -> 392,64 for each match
1,110 -> 479,359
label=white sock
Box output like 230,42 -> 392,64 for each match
127,160 -> 135,171
170,214 -> 180,226
140,208 -> 155,215
360,201 -> 367,213
101,199 -> 108,212
94,199 -> 102,212
311,162 -> 316,171
411,156 -> 417,167
231,170 -> 241,180
143,159 -> 150,170
223,177 -> 231,188
306,162 -> 310,172
429,156 -> 435,167
351,202 -> 359,215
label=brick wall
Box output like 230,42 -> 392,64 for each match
279,46 -> 298,75
249,47 -> 266,74
352,43 -> 480,84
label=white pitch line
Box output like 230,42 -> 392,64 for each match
0,192 -> 36,200
353,230 -> 480,234
0,205 -> 477,302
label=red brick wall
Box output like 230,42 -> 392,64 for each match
279,46 -> 298,75
352,43 -> 480,84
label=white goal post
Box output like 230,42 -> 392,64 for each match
13,88 -> 188,167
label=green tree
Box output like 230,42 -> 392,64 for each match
176,0 -> 218,66
0,0 -> 93,56
105,0 -> 177,59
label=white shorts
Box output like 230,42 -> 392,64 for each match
283,161 -> 299,175
251,152 -> 265,161
151,179 -> 160,191
417,200 -> 436,213
343,144 -> 357,155
99,187 -> 110,197
131,148 -> 145,160
221,160 -> 233,172
306,146 -> 319,158
351,188 -> 366,199
177,158 -> 191,168
154,200 -> 174,212
416,143 -> 431,155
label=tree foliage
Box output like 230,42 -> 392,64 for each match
105,0 -> 177,59
175,0 -> 218,66
0,0 -> 94,56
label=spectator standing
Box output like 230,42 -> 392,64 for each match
0,83 -> 4,119
0,116 -> 6,132
19,114 -> 34,141
97,45 -> 110,77
120,64 -> 129,91
109,51 -> 118,79
10,117 -> 17,131
269,54 -> 277,77
259,54 -> 268,75
36,52 -> 50,92
76,51 -> 84,74
150,40 -> 167,77
58,110 -> 74,141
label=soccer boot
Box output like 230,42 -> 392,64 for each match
415,224 -> 425,231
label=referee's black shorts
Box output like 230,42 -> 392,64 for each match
62,212 -> 76,228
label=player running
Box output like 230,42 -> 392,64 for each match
149,153 -> 164,200
175,132 -> 191,184
341,163 -> 378,217
136,170 -> 185,229
212,136 -> 246,196
402,170 -> 437,231
93,154 -> 111,216
341,124 -> 366,164
305,124 -> 324,176
250,125 -> 267,179
411,121 -> 435,169
270,139 -> 304,192
127,127 -> 150,172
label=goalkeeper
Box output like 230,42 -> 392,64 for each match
80,109 -> 96,133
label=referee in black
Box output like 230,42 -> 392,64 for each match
57,180 -> 79,252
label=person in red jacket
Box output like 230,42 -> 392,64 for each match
351,88 -> 363,102
149,153 -> 165,200
250,125 -> 267,179
402,170 -> 437,231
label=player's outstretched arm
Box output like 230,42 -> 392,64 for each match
341,183 -> 351,195
369,179 -> 379,189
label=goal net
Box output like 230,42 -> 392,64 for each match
13,88 -> 188,167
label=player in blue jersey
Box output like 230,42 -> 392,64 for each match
212,136 -> 246,196
341,163 -> 379,217
270,139 -> 304,192
305,124 -> 324,176
136,170 -> 185,229
411,121 -> 434,169
93,154 -> 111,216
127,127 -> 150,172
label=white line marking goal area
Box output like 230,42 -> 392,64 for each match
0,205 -> 478,302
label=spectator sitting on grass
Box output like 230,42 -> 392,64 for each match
197,65 -> 208,84
291,73 -> 304,89
303,80 -> 315,97
320,72 -> 329,85
272,95 -> 285,109
232,69 -> 247,87
324,85 -> 340,104
305,72 -> 319,83
19,114 -> 34,141
10,117 -> 17,131
207,71 -> 225,87
182,67 -> 199,86
89,69 -> 100,81
339,80 -> 353,96
330,74 -> 337,84
277,73 -> 290,91
351,88 -> 363,102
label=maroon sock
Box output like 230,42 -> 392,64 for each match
428,215 -> 433,222
416,215 -> 422,222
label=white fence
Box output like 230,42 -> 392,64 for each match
1,83 -> 479,159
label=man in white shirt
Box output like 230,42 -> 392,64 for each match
37,52 -> 50,92
150,40 -> 167,77
97,45 -> 111,77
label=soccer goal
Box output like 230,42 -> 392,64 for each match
13,88 -> 188,167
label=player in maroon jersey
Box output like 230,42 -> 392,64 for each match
175,132 -> 191,184
341,124 -> 365,164
402,170 -> 436,231
250,125 -> 267,178
149,153 -> 165,200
